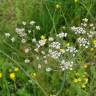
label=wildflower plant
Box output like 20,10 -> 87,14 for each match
0,17 -> 96,95
0,0 -> 96,95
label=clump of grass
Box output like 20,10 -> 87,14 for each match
0,0 -> 96,96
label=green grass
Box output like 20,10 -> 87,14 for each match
0,0 -> 96,96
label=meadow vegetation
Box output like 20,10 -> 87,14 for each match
0,0 -> 96,96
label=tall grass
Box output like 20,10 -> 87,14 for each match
0,0 -> 96,96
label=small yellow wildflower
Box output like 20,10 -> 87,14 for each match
90,48 -> 94,51
14,67 -> 19,72
83,64 -> 88,69
9,72 -> 15,80
74,0 -> 78,3
81,84 -> 86,88
84,77 -> 88,84
60,49 -> 65,53
93,39 -> 96,45
73,78 -> 78,83
31,72 -> 37,78
56,4 -> 61,9
70,68 -> 73,70
74,77 -> 82,83
40,35 -> 45,40
33,73 -> 36,77
66,43 -> 70,46
0,72 -> 2,79
77,78 -> 82,82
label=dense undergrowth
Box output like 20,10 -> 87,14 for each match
0,0 -> 96,96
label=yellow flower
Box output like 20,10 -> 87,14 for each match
56,4 -> 61,9
84,77 -> 88,84
0,72 -> 2,79
70,68 -> 73,70
66,43 -> 70,46
14,67 -> 19,72
93,39 -> 96,45
33,73 -> 36,77
81,84 -> 86,88
77,78 -> 82,82
83,64 -> 88,69
40,35 -> 45,40
60,49 -> 65,53
31,72 -> 37,78
74,0 -> 78,3
90,48 -> 94,51
73,78 -> 78,83
9,72 -> 15,80
74,78 -> 81,83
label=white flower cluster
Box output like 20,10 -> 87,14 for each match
66,46 -> 77,56
33,39 -> 47,53
82,18 -> 88,22
60,60 -> 73,71
5,33 -> 15,42
30,21 -> 35,25
45,67 -> 52,72
24,58 -> 30,64
48,37 -> 54,42
87,31 -> 96,38
32,38 -> 37,43
4,18 -> 96,72
39,39 -> 47,46
77,37 -> 90,48
5,33 -> 11,38
21,38 -> 26,43
49,42 -> 60,49
36,26 -> 40,30
48,49 -> 61,59
16,28 -> 27,37
24,48 -> 30,53
71,26 -> 86,34
56,32 -> 67,38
